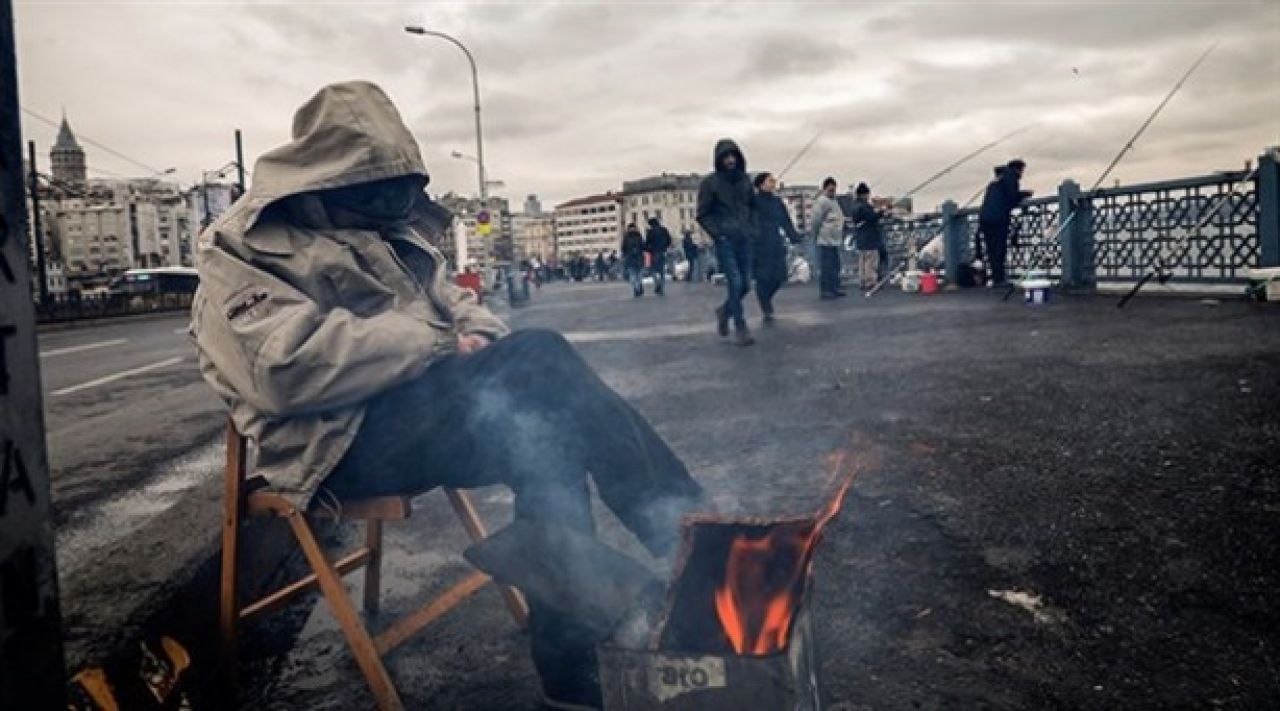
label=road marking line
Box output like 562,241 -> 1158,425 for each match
39,338 -> 128,358
174,327 -> 189,334
51,356 -> 184,397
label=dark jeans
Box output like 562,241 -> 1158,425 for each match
756,276 -> 783,316
877,244 -> 889,280
322,329 -> 704,690
650,252 -> 666,292
714,237 -> 751,328
980,219 -> 1010,285
818,245 -> 842,295
684,251 -> 698,281
624,255 -> 645,294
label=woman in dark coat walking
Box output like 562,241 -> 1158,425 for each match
752,171 -> 801,322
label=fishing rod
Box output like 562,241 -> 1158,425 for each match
861,123 -> 1042,298
1002,42 -> 1218,301
1116,163 -> 1258,308
863,180 -> 988,298
897,122 -> 1035,202
778,131 -> 823,180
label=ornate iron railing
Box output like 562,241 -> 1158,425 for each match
1004,196 -> 1063,278
847,212 -> 943,267
1085,169 -> 1258,283
831,155 -> 1274,287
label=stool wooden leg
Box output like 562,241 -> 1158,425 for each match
219,426 -> 246,686
444,488 -> 530,629
218,515 -> 239,685
286,511 -> 404,711
363,520 -> 383,615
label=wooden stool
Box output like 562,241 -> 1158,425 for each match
219,421 -> 528,710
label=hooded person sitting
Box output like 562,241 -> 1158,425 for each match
191,81 -> 705,710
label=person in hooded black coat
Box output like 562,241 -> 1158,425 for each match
978,159 -> 1032,286
752,171 -> 801,322
697,138 -> 756,345
621,223 -> 646,296
644,217 -> 673,295
681,229 -> 699,282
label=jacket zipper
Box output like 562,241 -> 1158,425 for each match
388,227 -> 456,326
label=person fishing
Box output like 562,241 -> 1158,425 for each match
848,182 -> 886,291
751,171 -> 802,323
697,138 -> 756,346
978,159 -> 1033,287
810,177 -> 846,299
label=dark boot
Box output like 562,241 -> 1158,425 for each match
734,325 -> 755,346
714,307 -> 730,337
531,603 -> 604,711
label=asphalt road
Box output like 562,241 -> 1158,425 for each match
39,313 -> 222,517
38,313 -> 225,668
236,280 -> 1280,710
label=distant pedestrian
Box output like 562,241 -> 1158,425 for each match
528,256 -> 543,289
595,251 -> 607,281
849,182 -> 885,291
644,217 -> 673,295
682,229 -> 699,283
608,250 -> 619,280
978,159 -> 1033,287
621,222 -> 646,297
810,177 -> 846,299
697,138 -> 756,346
752,171 -> 801,323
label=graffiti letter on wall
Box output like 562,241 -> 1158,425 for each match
0,324 -> 14,395
0,439 -> 36,516
0,214 -> 15,283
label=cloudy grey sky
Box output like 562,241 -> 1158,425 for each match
13,0 -> 1280,210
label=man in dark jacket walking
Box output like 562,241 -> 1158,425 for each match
644,217 -> 673,295
752,171 -> 801,323
681,229 -> 699,283
697,139 -> 756,346
621,222 -> 646,297
978,159 -> 1032,286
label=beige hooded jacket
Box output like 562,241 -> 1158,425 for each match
191,81 -> 507,507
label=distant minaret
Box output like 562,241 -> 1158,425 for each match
50,110 -> 86,184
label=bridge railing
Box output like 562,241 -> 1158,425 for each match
1085,169 -> 1259,284
860,147 -> 1278,289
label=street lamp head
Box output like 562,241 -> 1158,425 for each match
404,26 -> 426,34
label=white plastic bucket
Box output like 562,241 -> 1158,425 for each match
1245,267 -> 1280,302
1023,278 -> 1051,305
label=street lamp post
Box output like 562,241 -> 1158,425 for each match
404,26 -> 487,203
450,150 -> 504,191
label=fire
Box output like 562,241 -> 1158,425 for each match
713,453 -> 857,655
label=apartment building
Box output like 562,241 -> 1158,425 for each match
553,192 -> 622,259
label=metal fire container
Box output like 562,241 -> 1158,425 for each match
598,607 -> 819,711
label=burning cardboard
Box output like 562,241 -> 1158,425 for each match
599,452 -> 859,710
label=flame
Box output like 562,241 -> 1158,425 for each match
713,452 -> 857,655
